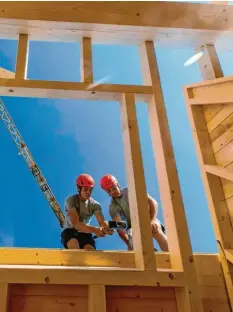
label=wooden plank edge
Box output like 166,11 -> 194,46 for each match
205,164 -> 233,182
0,266 -> 185,286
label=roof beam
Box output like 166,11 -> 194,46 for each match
0,2 -> 233,49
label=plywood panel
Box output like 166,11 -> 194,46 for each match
204,104 -> 225,124
107,298 -> 177,312
9,295 -> 88,312
203,299 -> 231,312
221,162 -> 233,200
10,284 -> 88,296
106,286 -> 176,299
207,104 -> 233,134
214,139 -> 233,167
106,286 -> 178,312
200,285 -> 229,299
221,178 -> 233,199
212,125 -> 233,153
226,196 -> 233,226
210,113 -> 233,143
106,287 -> 177,312
194,254 -> 222,276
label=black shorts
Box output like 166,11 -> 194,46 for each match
61,228 -> 96,249
161,223 -> 166,234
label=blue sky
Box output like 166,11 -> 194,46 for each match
0,25 -> 232,252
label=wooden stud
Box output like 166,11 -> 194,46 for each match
197,44 -> 223,81
0,283 -> 9,312
88,285 -> 106,312
80,37 -> 93,83
139,41 -> 204,312
120,93 -> 156,271
15,34 -> 29,80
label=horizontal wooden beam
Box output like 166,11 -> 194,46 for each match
0,2 -> 233,49
0,264 -> 184,287
185,75 -> 233,105
0,248 -> 170,268
205,164 -> 233,181
0,78 -> 152,102
0,248 -> 221,272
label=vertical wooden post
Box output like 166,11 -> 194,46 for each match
15,34 -> 29,80
80,37 -> 93,83
120,92 -> 156,271
88,285 -> 106,312
186,43 -> 233,308
139,41 -> 204,311
197,44 -> 225,122
0,283 -> 9,312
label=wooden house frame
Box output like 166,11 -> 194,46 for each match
0,2 -> 232,311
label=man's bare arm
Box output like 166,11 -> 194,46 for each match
113,215 -> 131,246
67,208 -> 104,236
147,195 -> 158,221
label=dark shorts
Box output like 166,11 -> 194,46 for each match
161,223 -> 166,234
61,228 -> 96,249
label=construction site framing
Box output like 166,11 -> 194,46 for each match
0,2 -> 233,312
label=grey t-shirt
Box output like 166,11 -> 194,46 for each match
109,188 -> 131,226
65,194 -> 103,228
109,188 -> 165,233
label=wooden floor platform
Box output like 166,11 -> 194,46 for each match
0,250 -> 232,312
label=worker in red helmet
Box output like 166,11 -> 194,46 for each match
61,173 -> 113,250
100,174 -> 168,252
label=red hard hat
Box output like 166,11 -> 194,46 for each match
100,174 -> 118,191
76,174 -> 95,188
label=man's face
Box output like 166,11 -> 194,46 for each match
79,186 -> 93,200
106,185 -> 121,198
